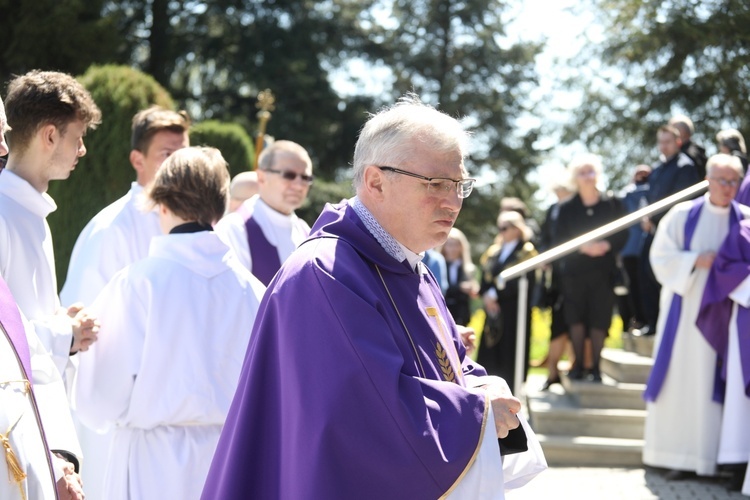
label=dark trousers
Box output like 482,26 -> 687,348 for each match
639,233 -> 661,329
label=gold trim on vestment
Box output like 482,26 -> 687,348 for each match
439,395 -> 491,499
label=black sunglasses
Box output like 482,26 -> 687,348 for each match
265,168 -> 314,184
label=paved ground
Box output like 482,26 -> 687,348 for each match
506,466 -> 747,499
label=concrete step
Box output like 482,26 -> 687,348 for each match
562,373 -> 646,410
600,348 -> 653,385
529,400 -> 646,440
632,334 -> 655,358
536,434 -> 644,467
622,330 -> 656,358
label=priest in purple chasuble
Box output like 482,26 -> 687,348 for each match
643,154 -> 750,478
697,216 -> 750,493
202,95 -> 546,500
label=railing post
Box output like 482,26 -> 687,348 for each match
514,273 -> 528,397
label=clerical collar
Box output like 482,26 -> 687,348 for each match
352,197 -> 424,271
169,221 -> 213,234
257,196 -> 295,227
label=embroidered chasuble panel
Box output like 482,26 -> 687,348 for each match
378,267 -> 466,386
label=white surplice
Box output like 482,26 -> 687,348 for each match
1,309 -> 81,500
60,182 -> 161,500
643,195 -> 750,475
0,170 -> 73,376
215,194 -> 310,273
60,182 -> 160,306
75,231 -> 265,500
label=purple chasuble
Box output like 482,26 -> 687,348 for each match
202,200 -> 493,500
643,197 -> 741,402
697,214 -> 750,402
0,275 -> 32,381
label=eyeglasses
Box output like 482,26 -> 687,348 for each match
709,176 -> 740,188
377,166 -> 476,198
264,168 -> 314,184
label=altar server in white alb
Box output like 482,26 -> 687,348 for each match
0,70 -> 100,377
59,106 -> 189,500
75,146 -> 266,500
215,140 -> 313,285
60,105 -> 190,306
643,154 -> 750,478
0,100 -> 83,500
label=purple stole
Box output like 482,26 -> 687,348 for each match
644,197 -> 743,402
697,215 -> 750,403
244,217 -> 282,286
238,202 -> 309,286
0,276 -> 32,381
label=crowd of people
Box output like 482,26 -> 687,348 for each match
0,71 -> 548,500
4,67 -> 750,499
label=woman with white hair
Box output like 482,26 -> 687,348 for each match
552,154 -> 627,382
478,210 -> 538,390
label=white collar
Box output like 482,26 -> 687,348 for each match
0,169 -> 57,217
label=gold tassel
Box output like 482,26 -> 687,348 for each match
1,413 -> 28,500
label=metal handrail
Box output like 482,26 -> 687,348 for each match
504,180 -> 709,395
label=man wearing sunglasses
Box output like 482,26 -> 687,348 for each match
216,140 -> 313,285
203,95 -> 545,500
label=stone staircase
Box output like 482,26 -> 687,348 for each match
525,333 -> 655,466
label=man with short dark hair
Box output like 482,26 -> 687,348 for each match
216,140 -> 313,285
0,81 -> 87,500
203,95 -> 545,499
0,70 -> 100,374
61,105 -> 190,306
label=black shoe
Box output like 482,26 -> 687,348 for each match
568,366 -> 584,381
588,368 -> 602,383
540,376 -> 561,391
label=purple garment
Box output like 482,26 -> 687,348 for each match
0,274 -> 31,381
736,174 -> 750,207
697,217 -> 750,402
244,216 -> 281,285
202,200 -> 491,500
239,203 -> 311,286
642,198 -> 741,402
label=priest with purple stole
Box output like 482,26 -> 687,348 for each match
215,140 -> 313,285
201,95 -> 546,500
697,215 -> 750,493
643,154 -> 750,479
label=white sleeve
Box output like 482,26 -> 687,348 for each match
650,208 -> 699,296
29,315 -> 73,378
729,275 -> 750,308
25,312 -> 82,462
446,402 -> 505,499
75,271 -> 145,431
215,213 -> 253,271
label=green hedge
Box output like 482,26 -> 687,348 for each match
189,120 -> 255,178
48,64 -> 175,288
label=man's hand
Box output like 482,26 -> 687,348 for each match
694,251 -> 716,269
70,308 -> 100,353
54,456 -> 84,500
477,376 -> 522,438
456,325 -> 476,355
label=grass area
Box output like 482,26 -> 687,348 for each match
466,307 -> 624,376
